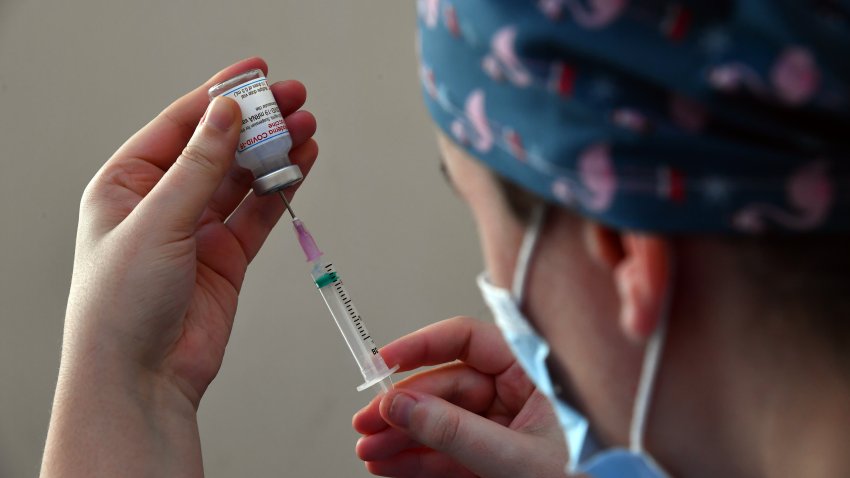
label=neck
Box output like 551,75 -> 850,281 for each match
654,243 -> 850,478
708,317 -> 850,478
753,332 -> 850,478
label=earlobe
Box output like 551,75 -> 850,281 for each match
586,221 -> 672,343
615,234 -> 672,343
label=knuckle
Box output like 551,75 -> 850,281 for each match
429,408 -> 462,452
80,177 -> 101,208
179,142 -> 219,175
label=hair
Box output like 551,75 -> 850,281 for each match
493,174 -> 850,371
495,175 -> 542,223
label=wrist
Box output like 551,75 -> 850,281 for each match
42,331 -> 203,477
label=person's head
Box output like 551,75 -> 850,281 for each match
419,2 -> 850,477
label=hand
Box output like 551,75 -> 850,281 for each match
41,58 -> 318,477
352,317 -> 567,478
65,57 -> 317,403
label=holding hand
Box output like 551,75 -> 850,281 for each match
42,58 -> 318,477
353,317 -> 567,478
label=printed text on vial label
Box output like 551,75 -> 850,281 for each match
225,79 -> 289,152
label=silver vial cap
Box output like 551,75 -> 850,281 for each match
252,164 -> 303,195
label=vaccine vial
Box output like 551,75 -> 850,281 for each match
208,69 -> 303,195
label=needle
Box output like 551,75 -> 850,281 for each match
278,190 -> 296,219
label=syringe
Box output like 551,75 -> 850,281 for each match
279,192 -> 398,394
209,71 -> 396,392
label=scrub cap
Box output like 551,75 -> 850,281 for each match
417,0 -> 850,233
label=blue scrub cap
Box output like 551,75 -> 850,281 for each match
418,0 -> 850,233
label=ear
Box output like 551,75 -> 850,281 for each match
584,223 -> 672,343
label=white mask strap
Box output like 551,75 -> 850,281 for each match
629,249 -> 675,453
511,205 -> 547,302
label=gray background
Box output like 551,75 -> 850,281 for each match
0,1 -> 485,477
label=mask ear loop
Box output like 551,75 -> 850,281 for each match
629,247 -> 676,454
511,204 -> 548,302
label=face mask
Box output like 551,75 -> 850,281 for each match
477,205 -> 672,478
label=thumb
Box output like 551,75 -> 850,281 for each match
137,96 -> 241,233
380,390 -> 541,478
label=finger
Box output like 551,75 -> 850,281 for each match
378,389 -> 545,478
356,399 -> 512,461
133,97 -> 240,233
356,427 -> 419,462
202,162 -> 254,223
365,449 -> 477,478
224,138 -> 318,262
270,80 -> 308,117
382,316 -> 516,376
203,110 -> 317,222
353,393 -> 386,434
280,111 -> 318,149
354,363 -> 493,435
113,57 -> 268,170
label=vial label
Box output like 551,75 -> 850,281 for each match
219,77 -> 289,153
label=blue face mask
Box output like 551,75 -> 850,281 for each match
477,205 -> 672,478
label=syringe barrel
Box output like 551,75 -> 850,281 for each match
312,262 -> 397,392
208,69 -> 302,195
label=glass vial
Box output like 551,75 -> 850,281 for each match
208,69 -> 302,195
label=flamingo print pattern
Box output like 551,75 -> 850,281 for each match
733,162 -> 834,233
418,1 -> 850,233
707,47 -> 822,106
770,47 -> 821,106
483,27 -> 533,87
539,0 -> 629,28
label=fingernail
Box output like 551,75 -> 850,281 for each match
204,97 -> 236,132
387,392 -> 417,428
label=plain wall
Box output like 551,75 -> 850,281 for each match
0,1 -> 485,477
